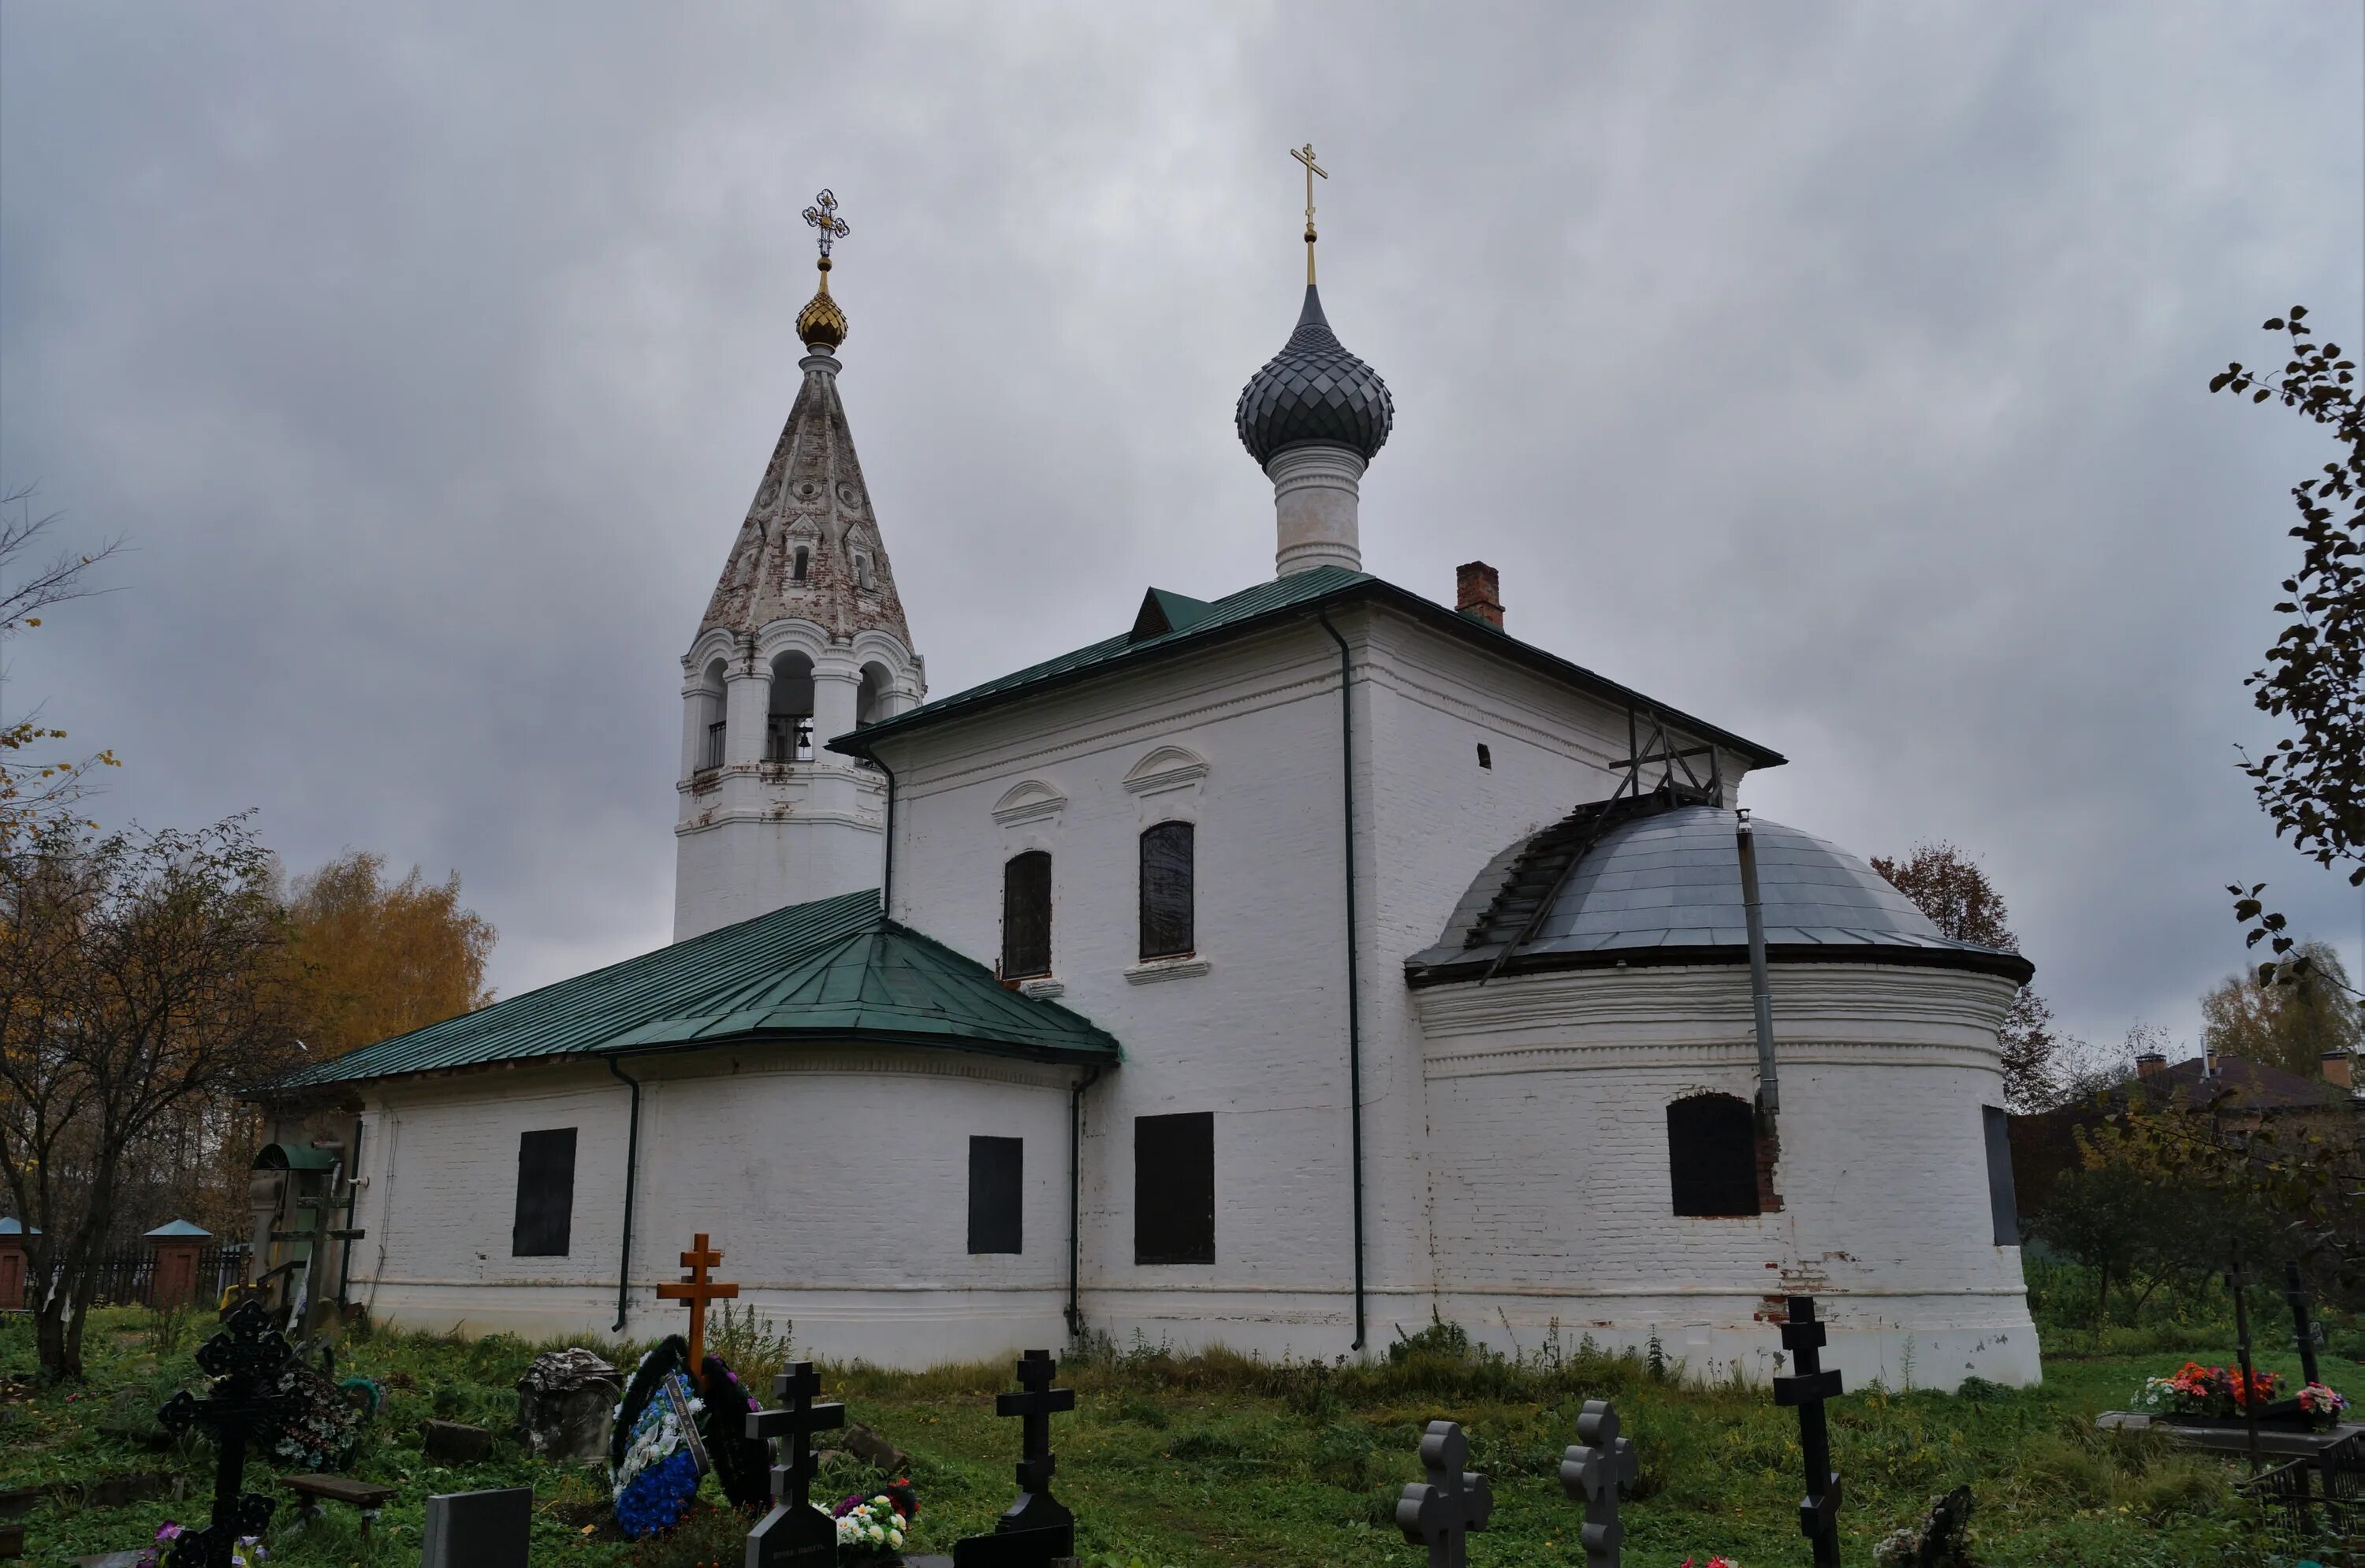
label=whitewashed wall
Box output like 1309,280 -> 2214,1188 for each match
1415,963 -> 2041,1388
350,1046 -> 1074,1365
873,594 -> 1761,1358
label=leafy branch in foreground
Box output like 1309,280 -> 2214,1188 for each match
2210,307 -> 2362,993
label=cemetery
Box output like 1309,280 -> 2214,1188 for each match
0,1227 -> 2355,1566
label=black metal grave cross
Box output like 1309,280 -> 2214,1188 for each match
952,1350 -> 1076,1566
744,1361 -> 845,1568
1771,1295 -> 1845,1568
1559,1399 -> 1637,1568
1396,1420 -> 1492,1568
155,1297 -> 292,1568
2283,1258 -> 2323,1389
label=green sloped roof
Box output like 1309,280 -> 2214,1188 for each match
274,888 -> 1116,1089
834,566 -> 1784,767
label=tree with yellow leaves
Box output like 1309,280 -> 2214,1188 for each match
281,851 -> 496,1060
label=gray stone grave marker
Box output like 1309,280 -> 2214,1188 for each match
1559,1399 -> 1637,1568
952,1350 -> 1076,1566
1396,1420 -> 1491,1568
421,1487 -> 531,1568
744,1361 -> 844,1568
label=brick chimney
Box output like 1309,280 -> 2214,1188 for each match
2324,1050 -> 2356,1092
1455,561 -> 1503,630
2134,1052 -> 2166,1079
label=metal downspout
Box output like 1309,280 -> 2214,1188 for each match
1317,607 -> 1367,1353
872,750 -> 898,915
1735,810 -> 1781,1125
1066,1063 -> 1104,1338
606,1056 -> 643,1333
334,1121 -> 363,1312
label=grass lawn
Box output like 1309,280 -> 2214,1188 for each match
2,1306 -> 2355,1566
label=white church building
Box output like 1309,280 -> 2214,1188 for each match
270,196 -> 2040,1389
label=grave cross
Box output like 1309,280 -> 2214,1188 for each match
743,1361 -> 845,1568
1771,1295 -> 1845,1568
654,1231 -> 738,1369
155,1296 -> 292,1568
2283,1258 -> 2323,1388
952,1350 -> 1077,1566
1396,1420 -> 1492,1568
1559,1399 -> 1637,1568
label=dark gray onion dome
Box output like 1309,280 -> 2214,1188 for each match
1407,804 -> 2033,984
1235,285 -> 1395,465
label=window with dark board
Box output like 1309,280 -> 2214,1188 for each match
968,1135 -> 1025,1254
1002,851 -> 1052,978
512,1127 -> 577,1257
1134,1112 -> 1215,1264
1666,1094 -> 1760,1218
1982,1105 -> 2020,1246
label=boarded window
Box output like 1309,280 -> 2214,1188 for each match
1002,851 -> 1052,978
1982,1105 -> 2020,1246
1667,1094 -> 1760,1217
967,1136 -> 1024,1254
1134,1112 -> 1214,1264
1138,822 -> 1195,961
512,1128 -> 577,1257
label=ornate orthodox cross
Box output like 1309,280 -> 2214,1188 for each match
995,1348 -> 1076,1518
1559,1399 -> 1638,1568
803,189 -> 850,259
1291,143 -> 1328,283
156,1297 -> 293,1568
744,1361 -> 844,1567
1771,1295 -> 1845,1568
1396,1420 -> 1492,1568
654,1231 -> 737,1369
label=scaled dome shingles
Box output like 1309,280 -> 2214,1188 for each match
1235,285 -> 1395,464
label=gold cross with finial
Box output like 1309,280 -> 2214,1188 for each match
1291,144 -> 1327,283
654,1231 -> 739,1368
803,189 -> 850,260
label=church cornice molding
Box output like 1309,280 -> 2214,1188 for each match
1412,963 -> 2019,1044
1422,1037 -> 2007,1084
989,778 -> 1068,829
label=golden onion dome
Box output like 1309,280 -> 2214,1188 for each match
797,258 -> 848,352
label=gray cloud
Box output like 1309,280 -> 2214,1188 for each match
3,2 -> 2359,1051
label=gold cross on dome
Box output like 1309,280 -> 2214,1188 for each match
803,189 -> 850,259
1291,144 -> 1328,283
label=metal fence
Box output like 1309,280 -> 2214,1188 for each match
2240,1428 -> 2363,1553
81,1243 -> 250,1309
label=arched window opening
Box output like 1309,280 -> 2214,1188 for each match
1002,851 -> 1052,979
1667,1093 -> 1761,1217
791,546 -> 810,583
1138,821 -> 1195,961
857,661 -> 894,728
767,651 -> 815,763
698,659 -> 728,771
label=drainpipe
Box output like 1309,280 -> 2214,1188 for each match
606,1056 -> 644,1333
1065,1063 -> 1105,1338
873,750 -> 899,917
1316,607 -> 1367,1353
334,1120 -> 363,1313
1735,810 -> 1781,1127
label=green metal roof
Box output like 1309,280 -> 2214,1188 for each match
834,566 -> 1785,768
273,888 -> 1117,1089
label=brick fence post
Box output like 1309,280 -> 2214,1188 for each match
146,1220 -> 214,1310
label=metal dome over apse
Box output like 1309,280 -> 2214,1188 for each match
1235,285 -> 1395,466
1410,805 -> 2034,982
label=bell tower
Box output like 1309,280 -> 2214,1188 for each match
673,191 -> 925,940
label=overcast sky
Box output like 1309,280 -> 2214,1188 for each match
3,3 -> 2360,1057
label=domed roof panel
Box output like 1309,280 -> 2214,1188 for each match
1408,803 -> 2029,983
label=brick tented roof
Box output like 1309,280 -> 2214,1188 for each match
270,889 -> 1119,1089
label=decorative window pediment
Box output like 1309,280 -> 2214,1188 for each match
1123,745 -> 1209,797
991,779 -> 1067,829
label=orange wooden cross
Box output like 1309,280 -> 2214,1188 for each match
654,1231 -> 739,1368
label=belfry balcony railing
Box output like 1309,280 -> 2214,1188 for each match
765,713 -> 815,765
700,721 -> 727,773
